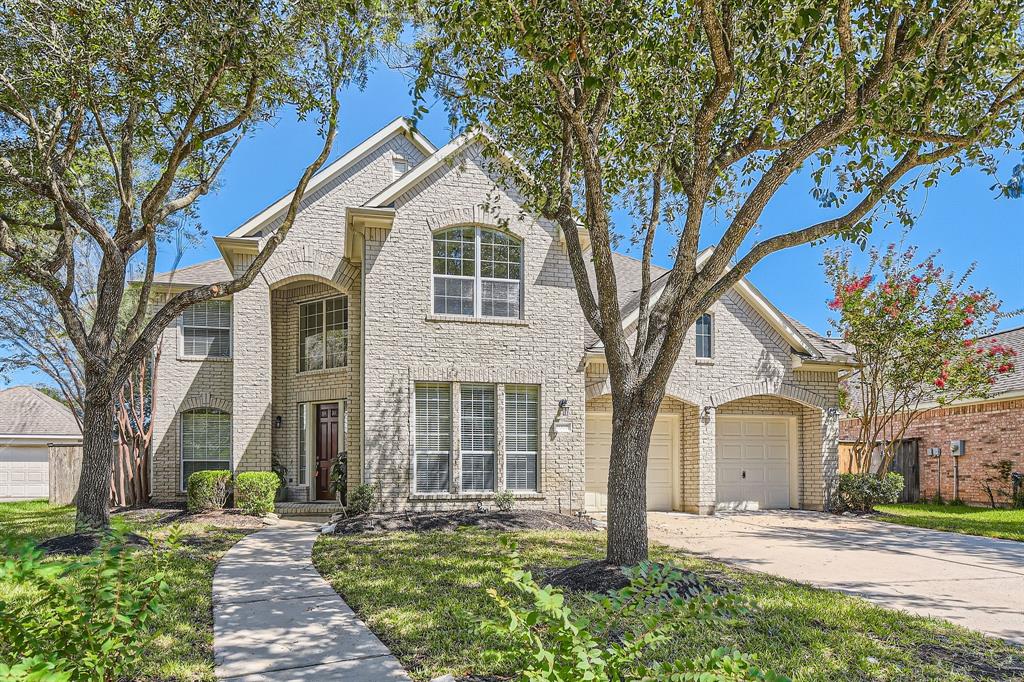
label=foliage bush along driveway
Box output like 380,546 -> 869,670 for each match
0,501 -> 259,681
312,529 -> 1024,682
874,503 -> 1024,542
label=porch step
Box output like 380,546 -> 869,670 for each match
276,501 -> 345,515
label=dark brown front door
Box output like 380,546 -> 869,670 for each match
315,403 -> 339,500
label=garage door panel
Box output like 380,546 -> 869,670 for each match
0,445 -> 50,499
716,417 -> 792,511
586,415 -> 675,512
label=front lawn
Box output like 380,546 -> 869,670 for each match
0,500 -> 259,681
313,529 -> 1023,682
874,503 -> 1024,542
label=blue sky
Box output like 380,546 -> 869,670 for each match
6,60 -> 1023,386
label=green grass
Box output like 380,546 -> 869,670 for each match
0,500 -> 255,681
874,503 -> 1024,542
313,529 -> 1023,682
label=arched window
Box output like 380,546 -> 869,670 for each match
432,227 -> 522,318
180,408 -> 231,490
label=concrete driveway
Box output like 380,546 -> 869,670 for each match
646,510 -> 1024,644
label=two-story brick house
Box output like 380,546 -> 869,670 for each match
149,118 -> 855,514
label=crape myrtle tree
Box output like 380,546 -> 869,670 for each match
826,245 -> 1016,476
0,0 -> 400,532
415,0 -> 1024,563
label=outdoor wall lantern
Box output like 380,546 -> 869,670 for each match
557,399 -> 570,416
274,415 -> 283,429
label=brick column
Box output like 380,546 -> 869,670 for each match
801,407 -> 839,511
495,383 -> 506,492
232,276 -> 273,474
450,381 -> 461,494
683,405 -> 716,515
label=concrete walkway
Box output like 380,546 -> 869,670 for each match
646,510 -> 1024,644
212,520 -> 410,681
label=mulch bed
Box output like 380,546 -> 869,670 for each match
530,559 -> 726,597
37,531 -> 152,556
329,510 -> 596,535
114,506 -> 270,530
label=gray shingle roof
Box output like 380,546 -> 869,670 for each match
152,259 -> 231,286
982,325 -> 1024,396
583,250 -> 851,361
0,386 -> 81,437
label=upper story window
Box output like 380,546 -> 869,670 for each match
181,300 -> 231,358
299,295 -> 348,372
432,227 -> 522,319
695,313 -> 713,358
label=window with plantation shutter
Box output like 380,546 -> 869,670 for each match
505,385 -> 538,491
181,301 -> 231,357
415,383 -> 451,493
460,385 -> 495,491
180,409 -> 231,490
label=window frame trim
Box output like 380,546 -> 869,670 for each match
297,293 -> 349,373
179,408 -> 233,492
178,299 -> 233,360
430,226 -> 524,320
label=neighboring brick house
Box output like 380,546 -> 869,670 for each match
148,118 -> 854,514
839,326 -> 1024,506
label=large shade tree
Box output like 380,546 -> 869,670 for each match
416,0 -> 1024,563
0,0 -> 399,531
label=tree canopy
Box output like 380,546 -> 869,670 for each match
416,0 -> 1024,562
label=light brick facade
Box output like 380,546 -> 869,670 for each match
150,121 -> 845,513
584,290 -> 841,514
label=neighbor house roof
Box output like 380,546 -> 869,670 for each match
151,258 -> 231,286
980,324 -> 1024,397
0,386 -> 81,438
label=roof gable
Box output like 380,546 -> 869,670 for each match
228,117 -> 436,238
584,249 -> 845,361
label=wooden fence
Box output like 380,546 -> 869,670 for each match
48,444 -> 83,505
47,444 -> 130,506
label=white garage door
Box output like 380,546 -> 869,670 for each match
585,414 -> 675,512
716,416 -> 792,510
0,445 -> 50,500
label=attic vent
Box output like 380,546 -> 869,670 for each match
392,157 -> 409,179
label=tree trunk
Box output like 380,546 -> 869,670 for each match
605,396 -> 661,565
76,382 -> 115,533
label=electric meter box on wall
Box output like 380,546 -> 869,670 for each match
950,440 -> 966,457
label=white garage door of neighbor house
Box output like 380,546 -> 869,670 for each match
585,414 -> 675,512
0,445 -> 50,500
716,416 -> 792,510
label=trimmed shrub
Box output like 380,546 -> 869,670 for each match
493,490 -> 516,512
186,470 -> 232,511
235,472 -> 280,516
342,483 -> 375,517
835,472 -> 904,512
